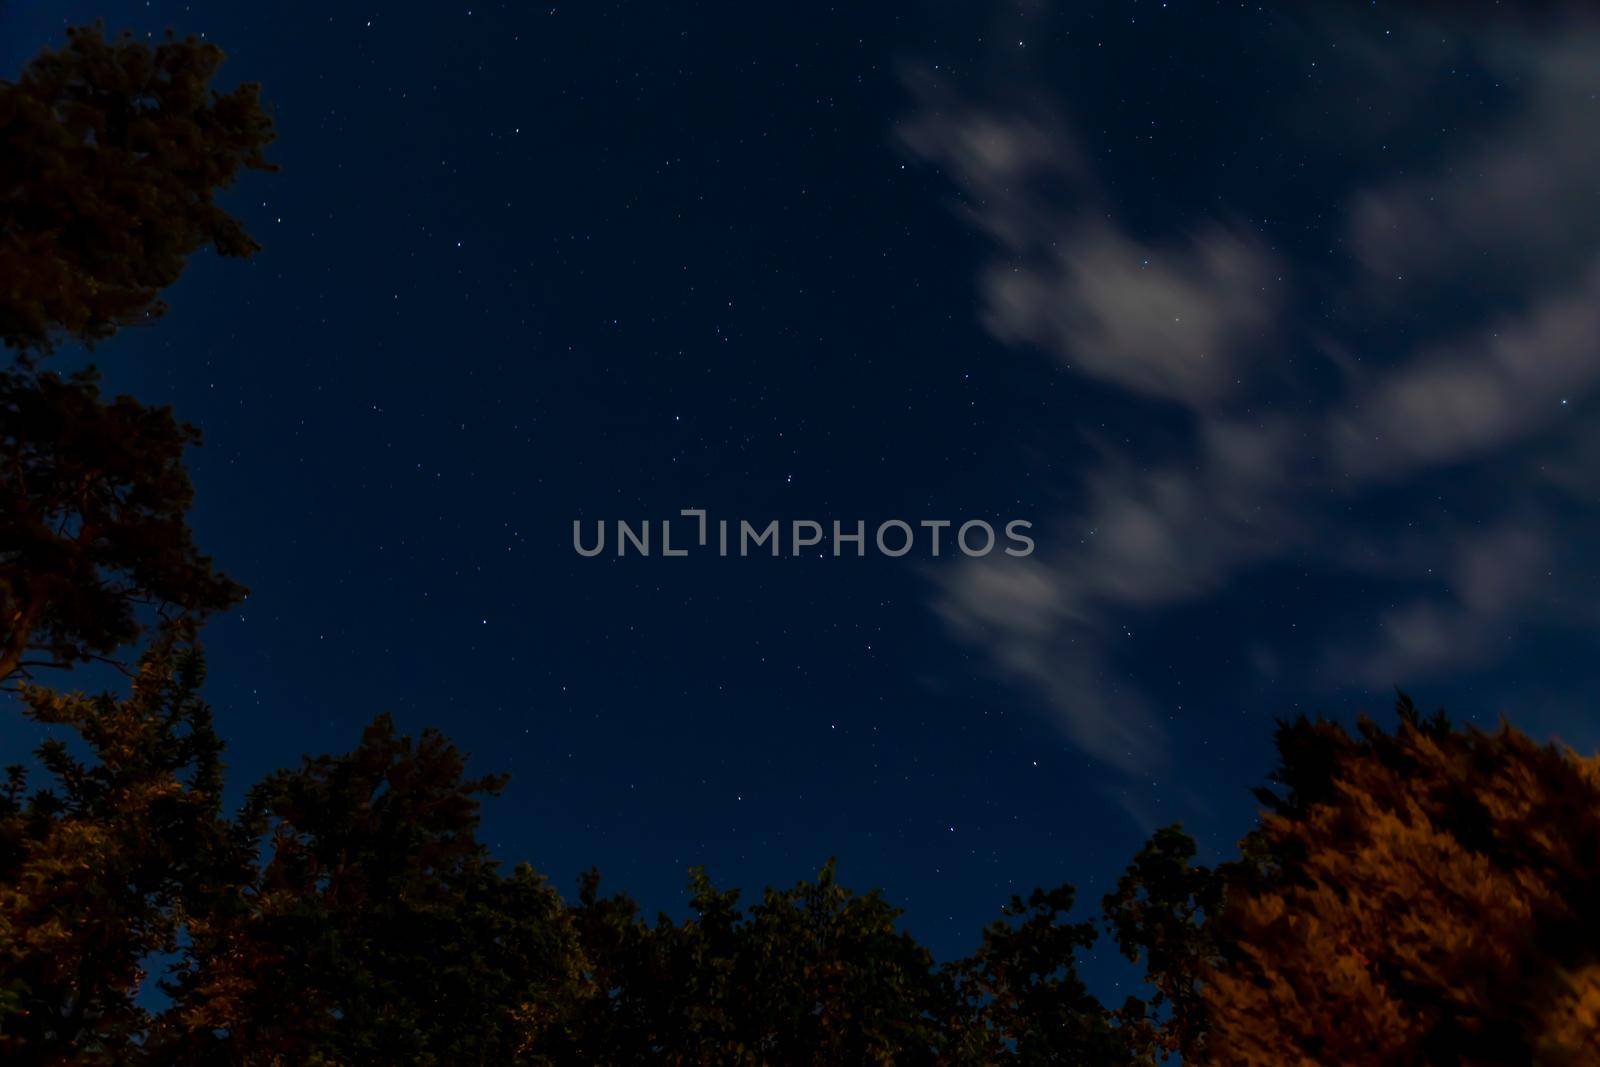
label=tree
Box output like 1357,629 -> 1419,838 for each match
0,632 -> 233,1063
1102,825 -> 1223,1062
945,883 -> 1147,1065
561,862 -> 952,1065
0,23 -> 276,361
1199,696 -> 1600,1065
0,365 -> 245,685
161,715 -> 591,1065
17,618 -> 1600,1064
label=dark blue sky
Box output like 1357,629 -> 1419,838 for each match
6,0 -> 1600,977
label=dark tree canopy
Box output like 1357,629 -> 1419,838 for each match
1102,825 -> 1222,1062
8,647 -> 1600,1064
0,366 -> 244,684
0,24 -> 275,360
559,862 -> 955,1065
163,715 -> 589,1065
944,884 -> 1146,1064
0,646 -> 1166,1064
0,634 -> 233,1063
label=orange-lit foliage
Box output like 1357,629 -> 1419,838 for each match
1204,700 -> 1600,1065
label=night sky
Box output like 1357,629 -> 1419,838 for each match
6,0 -> 1600,980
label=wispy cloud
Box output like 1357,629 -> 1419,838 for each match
1348,35 -> 1600,298
904,8 -> 1600,775
899,85 -> 1281,408
1330,261 -> 1600,481
1321,521 -> 1554,688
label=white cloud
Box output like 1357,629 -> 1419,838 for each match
981,221 -> 1278,406
1323,523 -> 1552,687
1331,262 -> 1600,481
904,12 -> 1600,770
899,84 -> 1281,408
1349,34 -> 1600,294
935,556 -> 1165,773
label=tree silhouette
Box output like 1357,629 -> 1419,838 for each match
1102,826 -> 1223,1062
945,884 -> 1145,1064
0,23 -> 275,361
560,862 -> 953,1064
161,714 -> 590,1065
0,366 -> 244,685
0,632 -> 233,1062
9,640 -> 1600,1064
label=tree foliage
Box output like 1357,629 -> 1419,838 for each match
559,862 -> 952,1065
1102,825 -> 1222,1062
1201,696 -> 1600,1065
945,884 -> 1145,1064
0,23 -> 275,361
0,631 -> 231,1063
0,365 -> 244,685
7,652 -> 1600,1064
161,715 -> 588,1065
0,644 -> 1161,1064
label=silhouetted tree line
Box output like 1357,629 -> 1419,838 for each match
6,24 -> 1600,1066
